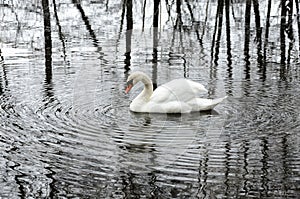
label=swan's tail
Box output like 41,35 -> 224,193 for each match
191,96 -> 228,111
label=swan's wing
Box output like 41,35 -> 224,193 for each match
185,79 -> 208,94
150,86 -> 174,103
188,96 -> 227,111
150,79 -> 207,103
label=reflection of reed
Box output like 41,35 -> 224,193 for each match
124,0 -> 133,72
0,61 -> 8,94
153,0 -> 160,89
211,0 -> 224,65
244,0 -> 251,79
225,0 -> 232,75
153,0 -> 160,53
175,0 -> 182,28
287,0 -> 294,65
72,0 -> 99,46
224,142 -> 230,197
186,0 -> 203,45
296,0 -> 300,56
201,0 -> 210,43
242,141 -> 249,196
280,0 -> 287,78
253,0 -> 262,66
42,0 -> 52,81
198,151 -> 209,198
142,0 -> 147,31
53,0 -> 67,61
264,0 -> 272,62
261,138 -> 269,197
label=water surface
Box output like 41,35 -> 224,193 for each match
0,0 -> 299,198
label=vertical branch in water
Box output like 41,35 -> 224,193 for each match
53,0 -> 66,62
142,0 -> 147,31
201,0 -> 209,42
0,50 -> 8,90
211,0 -> 223,63
0,50 -> 2,94
42,0 -> 52,83
286,0 -> 294,65
165,0 -> 171,21
225,0 -> 232,69
264,0 -> 272,64
185,0 -> 194,22
244,0 -> 251,79
185,0 -> 202,45
153,0 -> 160,57
295,0 -> 300,58
280,0 -> 287,71
152,0 -> 160,89
175,0 -> 182,28
214,0 -> 224,65
124,0 -> 133,72
72,0 -> 99,47
117,0 -> 126,42
253,0 -> 263,66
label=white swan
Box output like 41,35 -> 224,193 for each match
125,71 -> 227,113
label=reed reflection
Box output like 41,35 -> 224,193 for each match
253,0 -> 263,67
244,0 -> 251,79
261,138 -> 270,197
53,0 -> 66,61
152,0 -> 160,89
0,49 -> 5,95
124,0 -> 133,72
211,0 -> 224,65
280,0 -> 287,79
42,0 -> 52,77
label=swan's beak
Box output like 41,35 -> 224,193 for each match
125,79 -> 133,94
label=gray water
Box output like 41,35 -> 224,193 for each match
0,0 -> 299,198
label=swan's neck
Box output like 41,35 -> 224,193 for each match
140,76 -> 153,100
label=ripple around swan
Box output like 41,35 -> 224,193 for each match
1,68 -> 299,198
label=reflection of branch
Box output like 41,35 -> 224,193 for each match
225,0 -> 232,69
117,0 -> 126,43
124,0 -> 133,72
153,0 -> 160,28
53,0 -> 67,61
0,49 -> 3,94
244,0 -> 251,79
142,0 -> 146,31
296,0 -> 300,58
72,0 -> 99,47
42,0 -> 52,78
175,0 -> 182,29
2,2 -> 22,45
185,0 -> 194,22
0,49 -> 8,90
230,0 -> 236,21
264,0 -> 272,63
253,0 -> 263,66
185,0 -> 202,45
286,0 -> 294,65
201,0 -> 209,42
212,0 -> 224,65
126,0 -> 133,30
72,0 -> 107,64
280,0 -> 286,68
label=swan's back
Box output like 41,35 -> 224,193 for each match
150,78 -> 207,103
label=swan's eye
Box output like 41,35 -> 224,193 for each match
126,79 -> 133,87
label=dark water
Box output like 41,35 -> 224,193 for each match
1,0 -> 300,198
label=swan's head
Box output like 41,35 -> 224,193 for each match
125,71 -> 150,93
